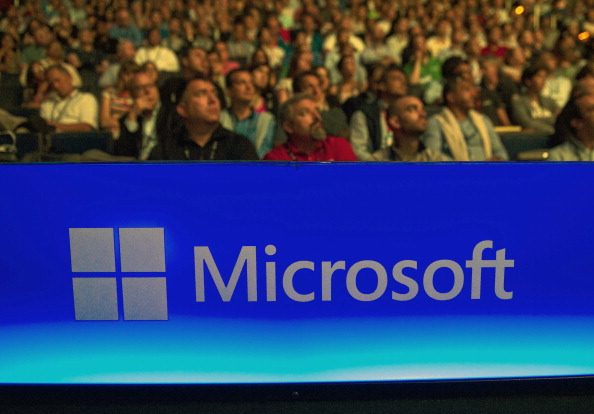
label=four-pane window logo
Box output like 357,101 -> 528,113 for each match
69,228 -> 168,321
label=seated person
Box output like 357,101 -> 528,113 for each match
135,28 -> 180,74
547,85 -> 594,161
220,68 -> 275,158
100,60 -> 138,138
292,71 -> 349,139
114,68 -> 165,160
511,65 -> 559,134
376,95 -> 451,161
264,93 -> 357,161
479,57 -> 512,127
153,76 -> 259,161
349,64 -> 409,161
422,78 -> 508,161
39,65 -> 98,132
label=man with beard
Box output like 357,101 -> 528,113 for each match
422,78 -> 508,161
263,94 -> 357,161
547,85 -> 594,161
376,95 -> 451,161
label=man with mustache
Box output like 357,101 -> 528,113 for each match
263,94 -> 357,161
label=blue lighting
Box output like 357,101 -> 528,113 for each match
1,163 -> 594,384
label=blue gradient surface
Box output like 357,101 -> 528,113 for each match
1,163 -> 594,384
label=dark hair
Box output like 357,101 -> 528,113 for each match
225,68 -> 250,89
117,60 -> 140,90
179,45 -> 206,60
379,64 -> 405,84
292,70 -> 319,93
337,54 -> 354,73
442,77 -> 465,104
45,64 -> 71,78
521,64 -> 546,85
576,62 -> 594,81
178,74 -> 216,103
442,56 -> 469,80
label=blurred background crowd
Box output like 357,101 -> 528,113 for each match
0,0 -> 592,160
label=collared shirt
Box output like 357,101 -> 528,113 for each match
220,109 -> 275,159
124,102 -> 161,161
40,90 -> 98,129
547,138 -> 594,162
263,136 -> 358,161
153,125 -> 259,161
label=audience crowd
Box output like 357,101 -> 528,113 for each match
0,0 -> 593,161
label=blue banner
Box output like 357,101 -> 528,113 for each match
1,163 -> 593,384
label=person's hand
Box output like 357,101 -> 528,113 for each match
130,95 -> 158,118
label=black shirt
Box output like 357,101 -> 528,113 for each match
152,124 -> 259,161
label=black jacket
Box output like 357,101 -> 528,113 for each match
151,124 -> 259,161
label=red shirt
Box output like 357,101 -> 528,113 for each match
263,136 -> 358,161
481,45 -> 508,59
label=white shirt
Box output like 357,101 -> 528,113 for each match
135,46 -> 180,72
40,90 -> 98,129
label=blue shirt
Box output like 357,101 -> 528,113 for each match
220,110 -> 275,159
109,25 -> 143,47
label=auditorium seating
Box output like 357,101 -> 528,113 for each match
48,131 -> 112,154
499,132 -> 551,161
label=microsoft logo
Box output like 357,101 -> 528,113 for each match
69,228 -> 168,321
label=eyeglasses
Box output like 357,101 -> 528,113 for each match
133,83 -> 156,92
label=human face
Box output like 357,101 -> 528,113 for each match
526,69 -> 548,93
147,29 -> 161,47
118,40 -> 136,60
481,63 -> 499,86
339,55 -> 356,76
228,71 -> 255,104
142,62 -> 159,84
251,65 -> 270,90
284,98 -> 326,141
1,33 -> 15,50
302,15 -> 315,33
46,41 -> 64,60
177,79 -> 221,125
116,9 -> 130,27
207,52 -> 222,75
34,26 -> 51,45
131,72 -> 159,104
573,94 -> 594,137
298,74 -> 323,105
47,68 -> 74,98
449,79 -> 476,111
79,29 -> 94,45
258,27 -> 271,45
389,96 -> 427,135
381,69 -> 407,98
454,62 -> 473,83
184,47 -> 209,75
215,42 -> 229,62
314,67 -> 330,92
